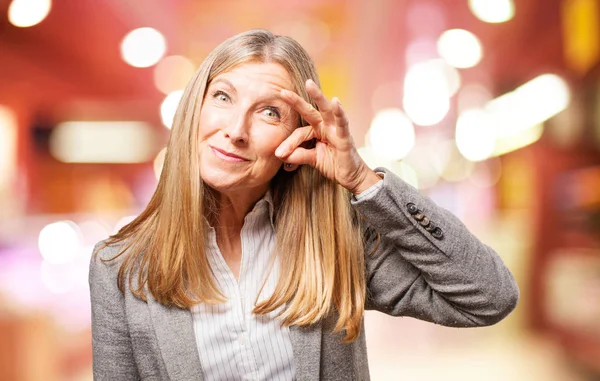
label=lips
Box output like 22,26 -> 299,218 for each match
210,146 -> 249,162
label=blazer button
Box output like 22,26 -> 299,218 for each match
407,203 -> 419,215
425,223 -> 436,232
431,227 -> 444,239
413,213 -> 425,221
419,217 -> 430,227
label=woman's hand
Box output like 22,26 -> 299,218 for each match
275,79 -> 381,195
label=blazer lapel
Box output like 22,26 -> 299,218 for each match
148,297 -> 204,380
289,322 -> 322,381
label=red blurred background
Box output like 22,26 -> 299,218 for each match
1,0 -> 599,380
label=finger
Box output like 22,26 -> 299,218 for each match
275,126 -> 315,158
280,89 -> 322,126
305,79 -> 335,125
332,97 -> 350,139
283,147 -> 317,167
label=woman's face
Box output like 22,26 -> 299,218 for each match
197,61 -> 298,197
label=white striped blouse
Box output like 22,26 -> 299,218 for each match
190,179 -> 384,380
190,192 -> 296,381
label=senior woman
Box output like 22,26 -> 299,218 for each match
90,29 -> 519,380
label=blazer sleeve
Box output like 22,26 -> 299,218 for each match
89,241 -> 140,380
352,167 -> 519,327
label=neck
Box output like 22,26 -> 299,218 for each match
210,186 -> 268,241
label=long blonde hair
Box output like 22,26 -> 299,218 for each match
100,29 -> 367,341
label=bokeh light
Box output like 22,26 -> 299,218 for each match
455,109 -> 496,162
154,55 -> 196,94
8,0 -> 52,28
367,108 -> 415,160
40,261 -> 76,294
121,27 -> 167,68
391,161 -> 419,189
469,0 -> 515,23
0,106 -> 17,189
436,139 -> 475,182
160,90 -> 184,129
403,60 -> 451,126
113,216 -> 137,235
38,221 -> 82,265
49,121 -> 157,163
405,38 -> 439,67
458,83 -> 493,112
487,74 -> 571,133
437,29 -> 483,69
486,74 -> 570,156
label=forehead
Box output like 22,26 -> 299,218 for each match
210,61 -> 294,91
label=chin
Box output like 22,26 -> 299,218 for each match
201,166 -> 242,192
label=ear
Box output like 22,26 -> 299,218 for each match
283,163 -> 299,172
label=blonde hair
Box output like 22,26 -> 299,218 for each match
100,29 -> 367,341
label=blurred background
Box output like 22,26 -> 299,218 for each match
1,0 -> 600,380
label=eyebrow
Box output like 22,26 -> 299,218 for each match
209,78 -> 237,93
210,78 -> 289,103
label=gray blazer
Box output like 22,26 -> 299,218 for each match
89,168 -> 519,380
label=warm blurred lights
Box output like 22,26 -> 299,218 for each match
38,221 -> 82,265
160,90 -> 184,129
437,29 -> 483,69
40,261 -> 75,294
437,140 -> 475,182
403,60 -> 451,126
453,74 -> 569,160
357,146 -> 395,171
487,74 -> 571,135
371,81 -> 402,112
403,139 -> 444,190
469,157 -> 502,188
494,124 -> 544,156
113,216 -> 136,234
0,106 -> 17,189
458,83 -> 493,112
50,121 -> 157,163
405,39 -> 439,67
154,55 -> 196,94
469,0 -> 515,23
154,147 -> 167,180
455,109 -> 496,162
8,0 -> 52,28
121,27 -> 167,68
430,59 -> 462,96
78,220 -> 110,246
485,74 -> 569,156
391,161 -> 419,189
368,108 -> 415,160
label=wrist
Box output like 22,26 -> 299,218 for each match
351,168 -> 383,196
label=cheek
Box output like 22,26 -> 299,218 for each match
255,129 -> 290,157
198,109 -> 226,140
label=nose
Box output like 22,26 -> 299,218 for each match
223,112 -> 250,144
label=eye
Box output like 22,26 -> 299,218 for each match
261,107 -> 281,120
212,90 -> 230,103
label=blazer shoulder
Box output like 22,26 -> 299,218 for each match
90,239 -> 133,278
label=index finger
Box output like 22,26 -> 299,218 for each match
280,89 -> 322,126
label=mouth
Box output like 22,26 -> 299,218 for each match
209,146 -> 249,163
